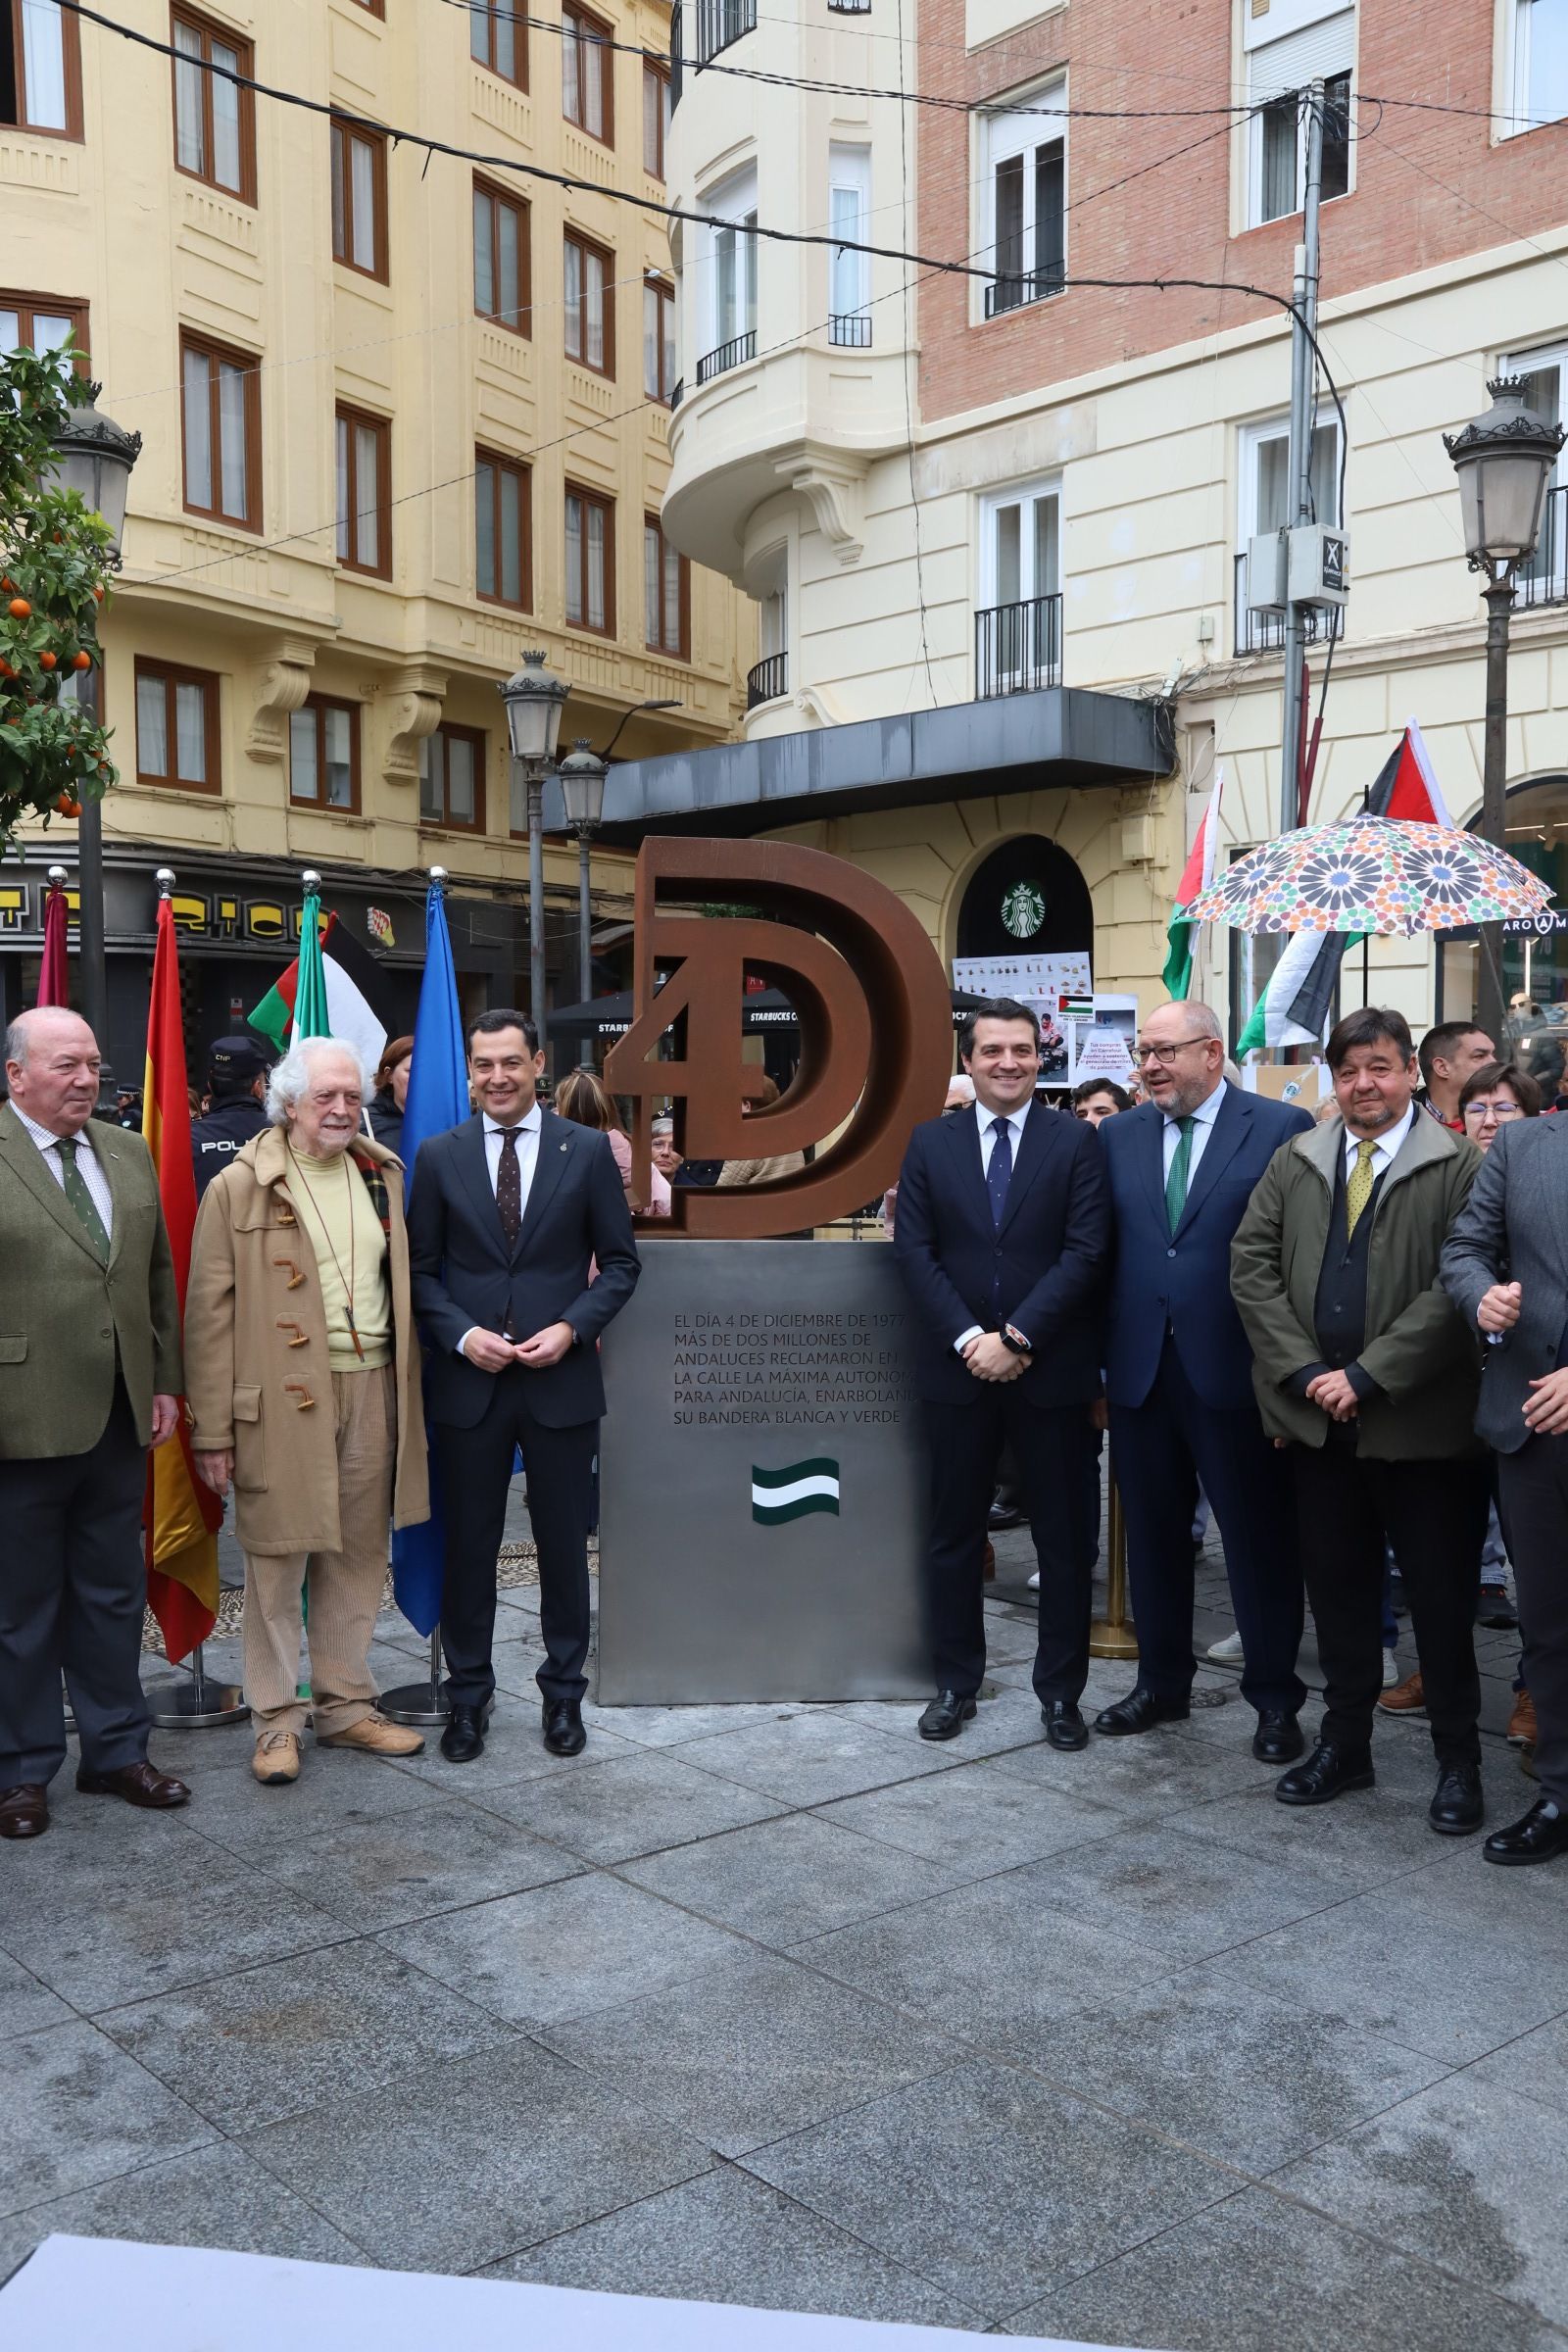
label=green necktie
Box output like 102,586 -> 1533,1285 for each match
1165,1115 -> 1195,1235
1346,1137 -> 1377,1238
56,1136 -> 110,1262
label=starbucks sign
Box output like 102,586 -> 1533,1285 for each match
1001,880 -> 1046,940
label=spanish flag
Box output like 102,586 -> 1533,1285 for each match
141,897 -> 222,1661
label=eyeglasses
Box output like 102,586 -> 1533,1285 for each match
1135,1037 -> 1211,1067
1462,1098 -> 1523,1122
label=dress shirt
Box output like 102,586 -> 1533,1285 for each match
456,1104 -> 542,1358
1161,1077 -> 1227,1185
955,1099 -> 1034,1355
12,1104 -> 115,1240
1343,1101 -> 1415,1184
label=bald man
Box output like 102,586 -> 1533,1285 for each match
0,1009 -> 190,1839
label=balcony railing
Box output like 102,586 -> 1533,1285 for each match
695,0 -> 755,61
829,312 -> 872,348
984,267 -> 1065,320
695,329 -> 756,385
747,652 -> 788,708
1517,482 -> 1568,612
1233,553 -> 1345,656
828,0 -> 872,13
974,594 -> 1062,698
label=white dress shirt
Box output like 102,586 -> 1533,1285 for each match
12,1104 -> 115,1239
457,1104 -> 543,1358
955,1098 -> 1035,1355
1343,1100 -> 1415,1185
1161,1077 -> 1226,1185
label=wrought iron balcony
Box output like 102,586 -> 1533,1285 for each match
828,0 -> 872,13
983,267 -> 1065,320
695,0 -> 756,62
1517,482 -> 1568,611
1233,553 -> 1345,656
829,312 -> 872,348
747,652 -> 788,708
974,594 -> 1062,698
695,329 -> 757,386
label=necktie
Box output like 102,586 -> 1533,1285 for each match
495,1126 -> 524,1248
1346,1138 -> 1377,1238
56,1137 -> 109,1262
987,1116 -> 1012,1229
1164,1115 -> 1195,1235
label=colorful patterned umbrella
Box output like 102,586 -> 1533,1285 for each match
1180,815 -> 1552,938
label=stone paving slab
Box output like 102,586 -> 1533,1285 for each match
0,2022 -> 217,2221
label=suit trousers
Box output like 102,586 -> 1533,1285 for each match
922,1391 -> 1096,1702
1109,1337 -> 1305,1716
1294,1437 -> 1489,1768
0,1378 -> 151,1787
1498,1436 -> 1568,1806
242,1365 -> 396,1737
437,1366 -> 598,1709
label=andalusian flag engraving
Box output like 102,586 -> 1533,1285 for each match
752,1458 -> 841,1525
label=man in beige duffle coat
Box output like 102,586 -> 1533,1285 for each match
185,1035 -> 429,1787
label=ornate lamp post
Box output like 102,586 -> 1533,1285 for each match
498,650 -> 570,1052
558,739 -> 608,1012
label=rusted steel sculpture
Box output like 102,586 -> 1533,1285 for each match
605,838 -> 953,1236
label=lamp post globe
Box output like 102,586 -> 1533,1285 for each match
498,648 -> 570,768
558,738 -> 608,834
1444,376 -> 1565,577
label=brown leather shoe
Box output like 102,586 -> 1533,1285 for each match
1508,1690 -> 1538,1748
318,1713 -> 425,1757
0,1785 -> 48,1839
75,1759 -> 190,1809
1378,1669 -> 1426,1717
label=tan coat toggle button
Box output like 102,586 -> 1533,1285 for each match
275,1320 -> 309,1348
271,1255 -> 305,1290
282,1381 -> 317,1409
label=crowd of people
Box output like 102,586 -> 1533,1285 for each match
0,990 -> 1559,1876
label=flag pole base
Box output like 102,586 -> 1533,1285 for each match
379,1631 -> 468,1728
1088,1620 -> 1140,1662
148,1644 -> 250,1731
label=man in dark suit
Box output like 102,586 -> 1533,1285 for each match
0,1009 -> 191,1839
893,999 -> 1110,1748
407,1009 -> 639,1762
1098,1001 -> 1313,1761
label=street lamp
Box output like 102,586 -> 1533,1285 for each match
1444,375 -> 1565,1043
498,650 -> 571,1052
47,380 -> 142,1102
558,739 -> 609,1007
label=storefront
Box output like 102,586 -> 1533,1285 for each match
1436,775 -> 1568,1087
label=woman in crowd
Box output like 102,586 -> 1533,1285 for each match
556,1067 -> 671,1215
368,1035 -> 414,1155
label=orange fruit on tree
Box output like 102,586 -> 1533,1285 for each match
73,650 -> 92,670
38,651 -> 57,670
7,597 -> 31,619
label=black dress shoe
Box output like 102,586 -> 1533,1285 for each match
1429,1763 -> 1484,1836
543,1698 -> 587,1756
1252,1710 -> 1305,1765
988,1493 -> 1027,1532
1275,1740 -> 1374,1807
1040,1700 -> 1088,1751
918,1690 -> 976,1741
1094,1686 -> 1190,1738
1484,1798 -> 1568,1866
440,1703 -> 485,1763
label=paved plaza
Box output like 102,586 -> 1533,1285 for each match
1,1527 -> 1564,2350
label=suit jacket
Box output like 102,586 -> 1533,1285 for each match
407,1107 -> 640,1430
892,1103 -> 1108,1406
1102,1086 -> 1314,1412
0,1102 -> 181,1458
1441,1113 -> 1568,1454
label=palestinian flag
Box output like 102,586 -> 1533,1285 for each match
249,907 -> 392,1071
1238,721 -> 1451,1054
1161,769 -> 1225,1001
752,1458 -> 841,1525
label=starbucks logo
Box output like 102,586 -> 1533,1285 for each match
1002,881 -> 1046,940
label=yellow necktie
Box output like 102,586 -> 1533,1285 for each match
1345,1138 -> 1377,1238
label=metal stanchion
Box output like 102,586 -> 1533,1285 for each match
1089,1452 -> 1139,1662
62,1676 -> 75,1736
147,1642 -> 249,1729
379,1631 -> 451,1728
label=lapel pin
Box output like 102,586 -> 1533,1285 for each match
560,1141 -> 568,1152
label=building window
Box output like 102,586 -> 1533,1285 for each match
467,0 -> 524,86
180,330 -> 260,530
977,478 -> 1061,693
698,167 -> 757,381
564,484 -> 613,633
643,275 -> 676,403
1503,342 -> 1568,603
564,229 -> 614,375
475,448 -> 531,609
1,0 -> 82,135
981,83 -> 1064,318
134,659 -> 220,794
643,59 -> 669,177
289,696 -> 360,810
562,2 -> 612,142
473,177 -> 530,333
330,117 -> 388,280
1510,0 -> 1568,131
335,407 -> 390,577
1235,412 -> 1344,653
172,9 -> 255,202
419,722 -> 485,830
0,292 -> 87,367
355,0 -> 384,13
644,514 -> 689,658
828,144 -> 870,345
1247,4 -> 1353,225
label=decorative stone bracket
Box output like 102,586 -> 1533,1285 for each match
380,662 -> 448,791
245,635 -> 317,762
775,455 -> 866,566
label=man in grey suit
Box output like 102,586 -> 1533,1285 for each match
1443,1113 -> 1568,1866
0,1009 -> 192,1840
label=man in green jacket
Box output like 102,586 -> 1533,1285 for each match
1231,1006 -> 1488,1834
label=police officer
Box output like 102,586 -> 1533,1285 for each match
190,1036 -> 270,1201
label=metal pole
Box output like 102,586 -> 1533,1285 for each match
527,765 -> 548,1057
1089,1449 -> 1138,1661
1280,80 -> 1326,841
75,794 -> 113,1102
1477,577 -> 1515,1045
576,826 -> 594,1009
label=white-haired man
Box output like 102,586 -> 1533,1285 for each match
186,1036 -> 430,1786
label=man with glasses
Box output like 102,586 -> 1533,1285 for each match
1096,1002 -> 1312,1760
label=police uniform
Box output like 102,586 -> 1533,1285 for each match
190,1037 -> 270,1201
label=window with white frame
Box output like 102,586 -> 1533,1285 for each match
1236,410 -> 1343,651
828,144 -> 871,346
1247,0 -> 1353,225
700,167 -> 758,378
1508,0 -> 1568,133
979,84 -> 1065,320
977,479 -> 1061,692
1501,340 -> 1568,596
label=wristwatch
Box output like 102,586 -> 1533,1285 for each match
1000,1324 -> 1032,1356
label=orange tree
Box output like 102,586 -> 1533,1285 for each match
0,345 -> 119,841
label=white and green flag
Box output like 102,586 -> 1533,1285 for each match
752,1459 -> 841,1526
